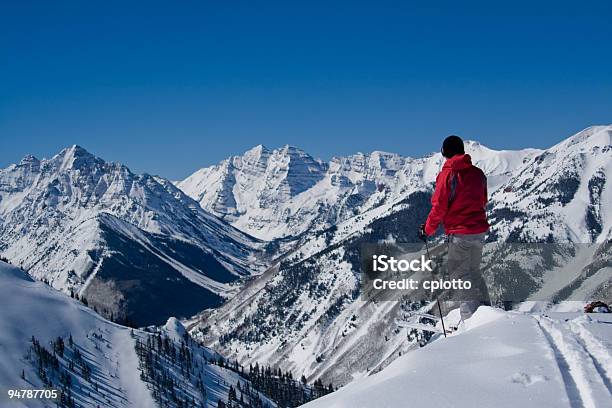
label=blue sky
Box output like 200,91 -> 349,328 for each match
1,0 -> 611,179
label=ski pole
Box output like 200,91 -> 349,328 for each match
424,240 -> 447,338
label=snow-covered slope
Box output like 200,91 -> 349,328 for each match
0,146 -> 266,325
488,125 -> 612,243
0,260 -> 275,408
191,126 -> 611,387
178,142 -> 540,240
190,192 -> 434,386
194,201 -> 610,388
302,307 -> 612,408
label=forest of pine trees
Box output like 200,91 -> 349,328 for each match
135,331 -> 210,408
207,348 -> 334,407
14,260 -> 337,408
243,361 -> 334,406
28,334 -> 96,408
135,328 -> 335,408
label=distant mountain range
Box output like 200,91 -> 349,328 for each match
178,141 -> 542,241
1,125 -> 610,387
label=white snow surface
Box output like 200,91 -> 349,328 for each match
303,307 -> 612,408
0,261 -> 275,408
0,261 -> 155,408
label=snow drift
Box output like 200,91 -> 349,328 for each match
302,307 -> 612,408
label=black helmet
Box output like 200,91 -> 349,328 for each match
441,135 -> 464,158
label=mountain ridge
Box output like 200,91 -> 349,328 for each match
178,138 -> 546,240
0,145 -> 267,325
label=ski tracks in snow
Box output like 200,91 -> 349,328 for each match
568,318 -> 612,394
534,314 -> 611,408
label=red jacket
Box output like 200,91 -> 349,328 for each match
425,154 -> 489,236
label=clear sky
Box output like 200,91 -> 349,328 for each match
1,0 -> 611,180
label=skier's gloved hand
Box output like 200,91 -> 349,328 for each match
418,224 -> 427,242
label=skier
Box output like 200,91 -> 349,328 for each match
419,135 -> 491,321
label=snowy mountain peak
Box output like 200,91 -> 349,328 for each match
18,154 -> 40,166
64,143 -> 91,156
464,139 -> 481,146
280,144 -> 306,154
238,143 -> 319,163
58,144 -> 95,161
272,145 -> 322,169
164,316 -> 187,341
178,143 -> 330,237
52,144 -> 103,172
368,150 -> 404,161
552,125 -> 612,153
486,125 -> 612,243
241,143 -> 271,162
464,139 -> 492,153
463,139 -> 539,157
